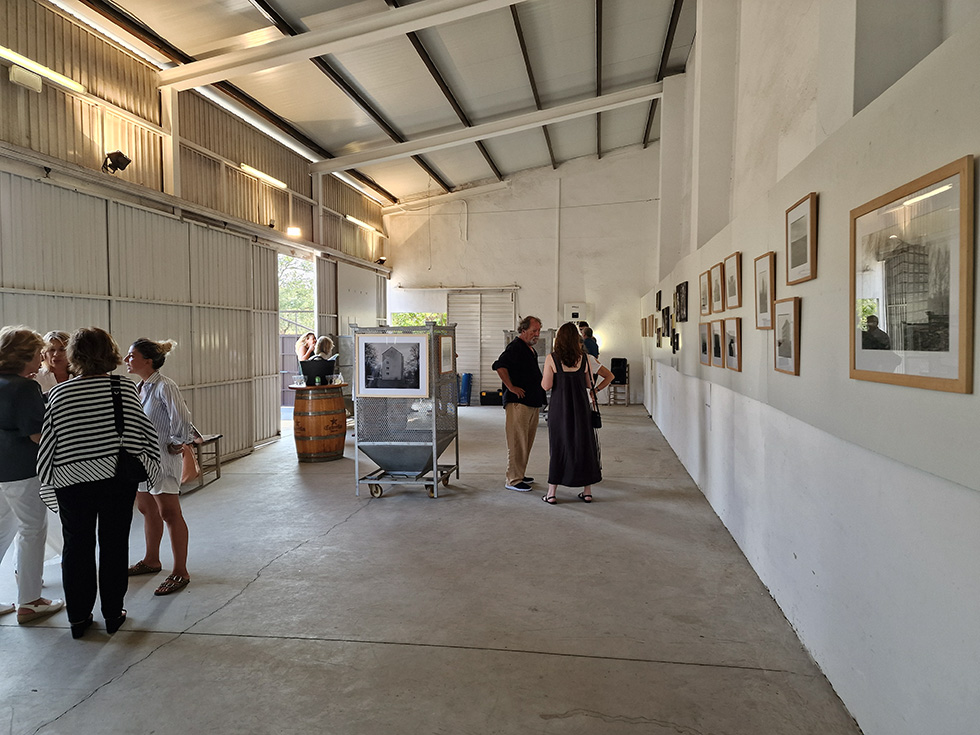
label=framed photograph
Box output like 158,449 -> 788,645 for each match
774,297 -> 800,375
699,270 -> 711,316
710,262 -> 725,313
786,192 -> 818,284
724,318 -> 742,372
656,290 -> 662,310
724,252 -> 742,309
656,327 -> 662,345
699,323 -> 710,366
850,155 -> 974,393
662,306 -> 670,335
356,334 -> 429,397
439,335 -> 454,374
710,320 -> 724,368
754,251 -> 776,329
641,318 -> 647,337
671,331 -> 679,353
676,281 -> 689,322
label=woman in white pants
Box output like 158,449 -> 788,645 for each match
0,326 -> 63,623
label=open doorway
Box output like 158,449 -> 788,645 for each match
278,253 -> 315,409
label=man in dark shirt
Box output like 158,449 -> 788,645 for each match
862,315 -> 891,350
492,316 -> 546,491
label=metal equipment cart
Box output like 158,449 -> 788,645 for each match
353,323 -> 459,498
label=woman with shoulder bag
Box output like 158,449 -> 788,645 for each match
540,322 -> 613,505
38,327 -> 161,638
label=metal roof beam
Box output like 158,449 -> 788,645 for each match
311,82 -> 663,175
159,0 -> 531,91
510,5 -> 557,170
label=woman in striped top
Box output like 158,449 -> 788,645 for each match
38,327 -> 161,638
124,338 -> 195,596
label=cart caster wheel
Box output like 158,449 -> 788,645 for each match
427,486 -> 436,498
369,484 -> 383,498
442,475 -> 450,487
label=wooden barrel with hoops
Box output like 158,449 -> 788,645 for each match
290,385 -> 347,462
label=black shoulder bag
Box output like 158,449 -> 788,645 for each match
110,376 -> 149,483
585,358 -> 602,429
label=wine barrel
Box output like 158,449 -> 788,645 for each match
292,386 -> 347,462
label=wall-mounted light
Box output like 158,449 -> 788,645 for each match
0,45 -> 87,94
240,163 -> 287,190
286,226 -> 302,237
345,215 -> 378,233
374,256 -> 387,265
102,150 -> 131,174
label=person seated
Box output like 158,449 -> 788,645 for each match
295,332 -> 316,361
311,335 -> 334,360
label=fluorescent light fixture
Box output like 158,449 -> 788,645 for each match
903,184 -> 952,207
332,172 -> 392,206
286,226 -> 302,237
0,45 -> 86,94
345,215 -> 378,233
240,163 -> 287,190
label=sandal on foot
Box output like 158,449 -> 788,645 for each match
542,495 -> 557,505
128,561 -> 162,576
577,492 -> 593,503
154,574 -> 190,596
0,603 -> 14,616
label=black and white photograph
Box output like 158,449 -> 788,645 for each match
724,252 -> 742,309
711,320 -> 724,368
774,297 -> 800,375
699,270 -> 711,316
711,262 -> 725,313
786,192 -> 817,285
356,334 -> 429,397
725,318 -> 741,372
850,155 -> 974,393
699,323 -> 710,365
754,251 -> 775,329
677,281 -> 689,322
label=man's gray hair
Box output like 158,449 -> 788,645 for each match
518,315 -> 541,333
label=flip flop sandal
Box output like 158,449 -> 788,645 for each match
128,561 -> 162,576
154,574 -> 190,596
542,495 -> 557,505
577,493 -> 593,503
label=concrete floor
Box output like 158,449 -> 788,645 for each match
0,405 -> 861,735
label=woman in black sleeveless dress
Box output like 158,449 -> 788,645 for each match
540,322 -> 614,504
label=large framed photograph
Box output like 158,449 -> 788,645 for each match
849,156 -> 974,393
725,318 -> 742,372
710,262 -> 725,313
710,320 -> 724,368
676,281 -> 689,322
699,270 -> 711,316
356,334 -> 429,397
774,297 -> 800,375
754,251 -> 775,329
786,192 -> 818,284
724,252 -> 742,308
699,323 -> 710,366
439,335 -> 454,374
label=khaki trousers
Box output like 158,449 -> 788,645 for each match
504,403 -> 539,485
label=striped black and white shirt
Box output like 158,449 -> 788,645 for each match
38,375 -> 162,490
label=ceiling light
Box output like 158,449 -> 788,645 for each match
102,150 -> 131,174
240,163 -> 287,190
286,226 -> 302,237
345,215 -> 378,233
0,45 -> 86,94
375,256 -> 387,265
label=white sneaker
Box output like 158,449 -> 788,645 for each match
505,482 -> 532,491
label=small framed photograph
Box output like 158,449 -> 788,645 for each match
439,335 -> 454,374
711,320 -> 724,367
710,262 -> 725,313
850,155 -> 974,393
786,192 -> 818,284
671,331 -> 679,353
676,281 -> 689,322
356,334 -> 429,397
656,290 -> 662,310
725,318 -> 742,372
699,270 -> 711,316
774,297 -> 801,375
723,252 -> 742,308
754,251 -> 775,329
656,327 -> 662,345
699,323 -> 710,365
641,318 -> 647,337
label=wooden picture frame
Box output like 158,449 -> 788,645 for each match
849,155 -> 974,393
699,270 -> 711,316
656,290 -> 662,310
356,334 -> 429,397
439,335 -> 454,374
754,251 -> 775,329
786,192 -> 818,284
641,317 -> 647,337
699,323 -> 710,366
676,281 -> 689,322
710,262 -> 725,313
724,252 -> 742,309
724,318 -> 742,372
710,320 -> 724,368
773,297 -> 800,375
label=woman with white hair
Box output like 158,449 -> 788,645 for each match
34,330 -> 73,394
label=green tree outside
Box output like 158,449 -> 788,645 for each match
279,254 -> 314,334
390,312 -> 447,326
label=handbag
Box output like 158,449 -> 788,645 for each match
110,376 -> 149,483
585,359 -> 602,429
181,443 -> 200,484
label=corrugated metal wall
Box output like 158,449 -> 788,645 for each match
316,256 -> 339,337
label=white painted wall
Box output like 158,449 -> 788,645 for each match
386,146 -> 660,401
646,7 -> 980,735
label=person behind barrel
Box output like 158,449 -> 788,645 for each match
492,316 -> 546,492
